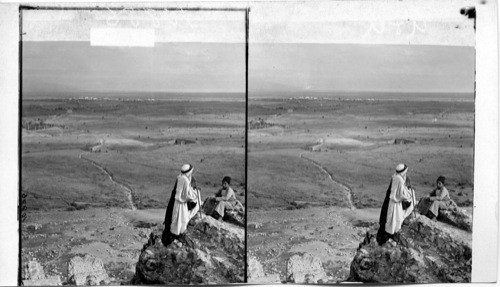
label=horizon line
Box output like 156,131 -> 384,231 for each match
21,40 -> 475,48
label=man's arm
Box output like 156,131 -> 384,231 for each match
438,188 -> 449,201
428,189 -> 438,201
223,188 -> 235,201
215,189 -> 222,198
217,188 -> 235,201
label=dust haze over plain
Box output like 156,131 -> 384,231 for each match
22,42 -> 474,101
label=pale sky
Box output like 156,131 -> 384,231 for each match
21,0 -> 476,96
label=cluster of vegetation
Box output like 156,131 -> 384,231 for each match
249,118 -> 286,130
22,119 -> 58,130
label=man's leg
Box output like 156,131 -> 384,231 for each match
214,201 -> 227,218
428,201 -> 440,218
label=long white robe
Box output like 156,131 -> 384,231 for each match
385,173 -> 413,234
170,174 -> 199,235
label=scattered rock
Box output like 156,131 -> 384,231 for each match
348,215 -> 471,283
67,254 -> 109,285
25,223 -> 43,231
247,222 -> 262,230
247,256 -> 281,283
133,215 -> 244,284
286,253 -> 327,283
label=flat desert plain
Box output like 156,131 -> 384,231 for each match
21,97 -> 245,283
247,97 -> 474,282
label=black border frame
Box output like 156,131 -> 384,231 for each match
18,5 -> 250,285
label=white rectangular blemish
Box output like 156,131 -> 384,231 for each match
90,28 -> 155,47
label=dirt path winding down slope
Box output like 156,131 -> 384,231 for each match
79,153 -> 137,210
300,152 -> 356,210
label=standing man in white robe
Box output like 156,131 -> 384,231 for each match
385,163 -> 415,236
170,164 -> 200,236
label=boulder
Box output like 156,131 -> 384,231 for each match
437,208 -> 472,232
348,215 -> 471,283
417,198 -> 472,232
133,215 -> 244,284
22,260 -> 45,280
22,260 -> 62,286
247,256 -> 281,284
286,253 -> 328,283
67,254 -> 109,285
202,197 -> 245,227
225,209 -> 245,227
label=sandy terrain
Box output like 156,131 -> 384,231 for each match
247,98 -> 474,280
22,208 -> 165,284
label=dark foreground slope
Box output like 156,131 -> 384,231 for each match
133,215 -> 244,284
349,214 -> 472,283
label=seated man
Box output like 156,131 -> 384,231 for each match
212,176 -> 238,220
418,176 -> 453,220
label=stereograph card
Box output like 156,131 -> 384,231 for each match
0,0 -> 498,285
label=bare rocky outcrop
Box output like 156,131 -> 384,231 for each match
286,253 -> 328,283
417,198 -> 472,232
22,260 -> 62,286
247,256 -> 281,283
202,197 -> 245,227
132,215 -> 244,284
67,255 -> 110,285
438,209 -> 472,232
348,215 -> 471,283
